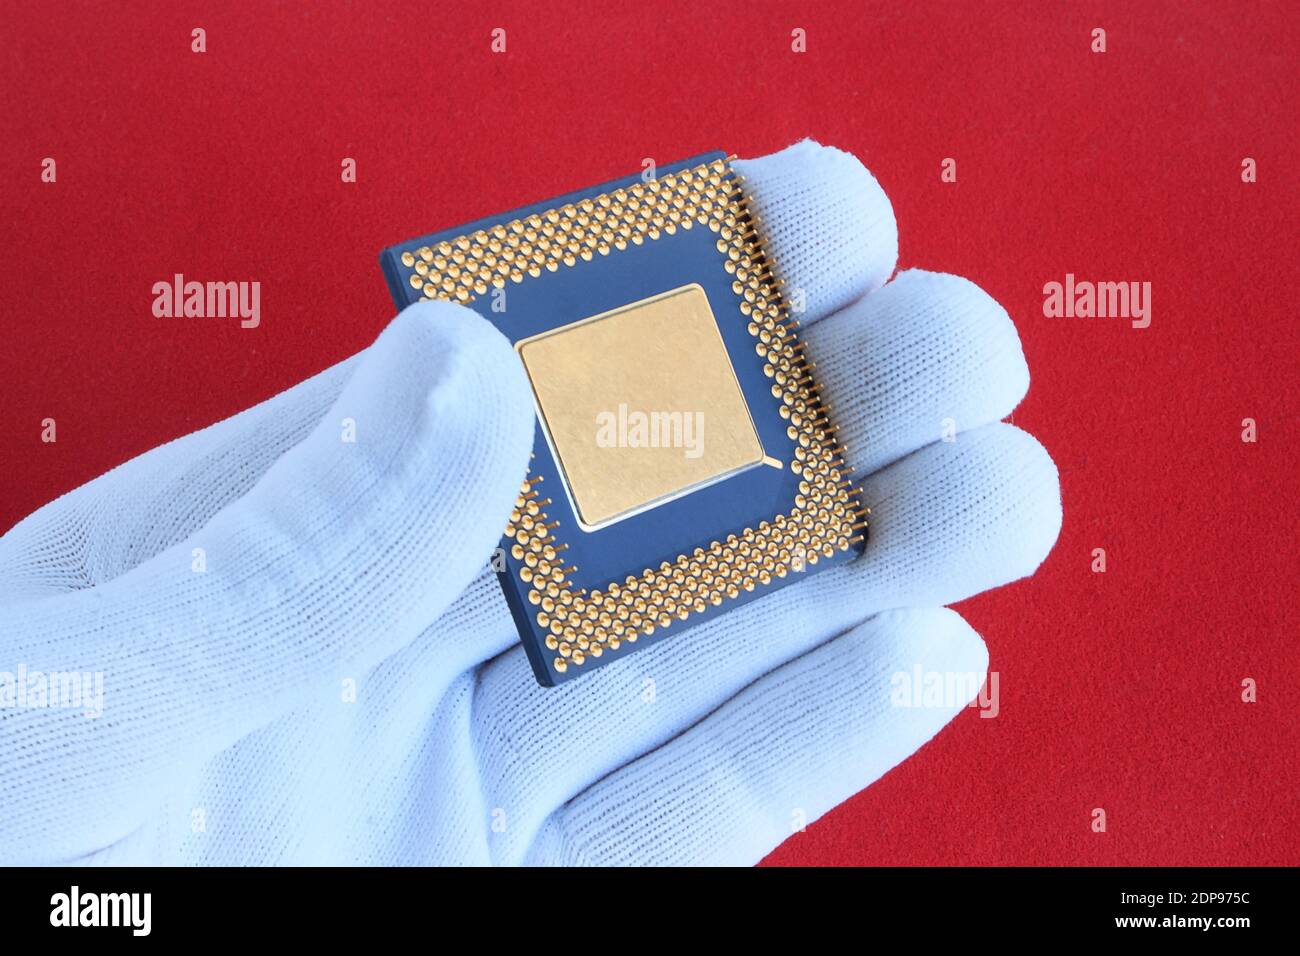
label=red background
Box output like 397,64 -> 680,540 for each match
2,2 -> 1296,865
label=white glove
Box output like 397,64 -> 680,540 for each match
0,140 -> 1060,865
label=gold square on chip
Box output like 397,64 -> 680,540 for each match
516,285 -> 764,530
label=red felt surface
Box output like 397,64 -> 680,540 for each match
2,2 -> 1296,866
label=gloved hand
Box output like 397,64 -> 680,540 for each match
0,140 -> 1060,865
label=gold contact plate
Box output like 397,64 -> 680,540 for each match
395,157 -> 866,676
516,284 -> 765,530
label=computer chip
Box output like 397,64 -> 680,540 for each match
380,152 -> 867,686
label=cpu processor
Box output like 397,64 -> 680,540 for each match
381,152 -> 867,686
